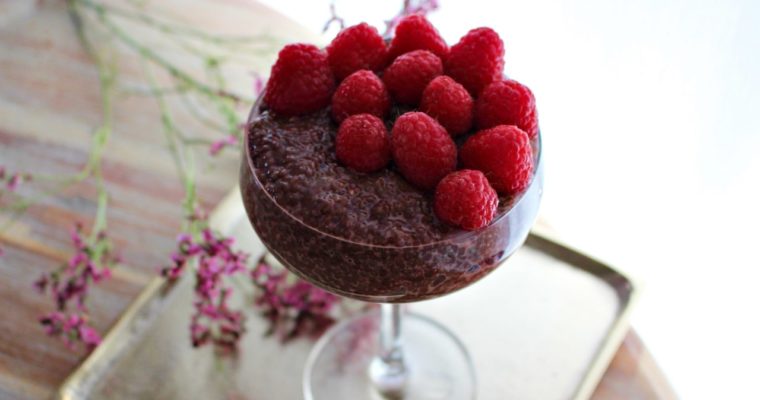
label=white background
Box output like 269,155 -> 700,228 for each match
256,0 -> 760,398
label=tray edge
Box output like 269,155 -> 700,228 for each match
527,229 -> 640,400
57,187 -> 640,400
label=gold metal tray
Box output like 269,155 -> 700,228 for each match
57,188 -> 638,400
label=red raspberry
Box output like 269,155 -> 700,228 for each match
383,50 -> 443,105
391,112 -> 457,190
331,70 -> 390,123
460,125 -> 534,194
475,79 -> 538,139
434,170 -> 498,230
264,44 -> 335,116
388,14 -> 449,62
327,23 -> 388,81
420,75 -> 474,136
336,114 -> 391,173
445,27 -> 504,96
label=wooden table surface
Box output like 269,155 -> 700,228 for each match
0,1 -> 677,399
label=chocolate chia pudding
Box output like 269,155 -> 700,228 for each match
241,104 -> 543,303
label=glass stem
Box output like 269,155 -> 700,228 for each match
369,303 -> 408,398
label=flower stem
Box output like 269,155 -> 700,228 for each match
69,0 -> 117,240
92,5 -> 251,104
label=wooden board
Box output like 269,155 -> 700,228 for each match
0,1 -> 676,399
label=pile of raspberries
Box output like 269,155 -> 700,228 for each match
263,15 -> 538,231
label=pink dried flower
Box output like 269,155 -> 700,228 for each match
39,311 -> 101,350
35,223 -> 117,351
251,71 -> 265,96
189,206 -> 208,222
337,314 -> 379,367
191,288 -> 245,352
161,233 -> 202,280
162,229 -> 246,281
209,135 -> 238,156
162,228 -> 250,352
79,324 -> 102,347
251,262 -> 339,341
7,174 -> 21,191
34,274 -> 49,292
0,166 -> 31,193
36,224 -> 118,312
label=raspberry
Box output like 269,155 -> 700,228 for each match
383,50 -> 443,105
327,23 -> 388,81
331,70 -> 390,123
420,76 -> 473,136
434,170 -> 498,230
445,27 -> 504,96
460,125 -> 534,194
475,79 -> 538,139
388,14 -> 449,62
336,114 -> 391,173
391,112 -> 457,190
264,44 -> 335,116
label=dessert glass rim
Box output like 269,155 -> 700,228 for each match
243,93 -> 543,250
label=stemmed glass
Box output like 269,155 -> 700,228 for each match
240,98 -> 543,399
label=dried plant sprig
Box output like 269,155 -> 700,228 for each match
23,0 -> 122,350
160,229 -> 249,351
9,0 -> 434,354
251,262 -> 340,341
35,224 -> 119,349
35,224 -> 119,311
384,0 -> 440,36
78,0 -> 252,104
323,2 -> 346,34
